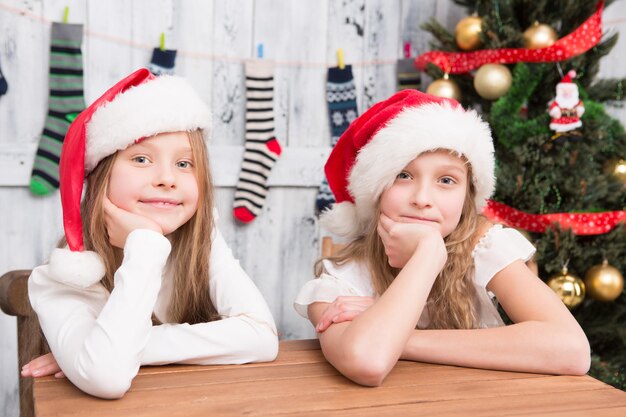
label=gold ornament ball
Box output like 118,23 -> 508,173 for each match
523,22 -> 558,49
547,267 -> 585,309
613,159 -> 626,183
474,64 -> 512,100
455,15 -> 484,51
584,260 -> 624,302
426,76 -> 462,101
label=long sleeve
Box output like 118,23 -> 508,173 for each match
140,226 -> 278,365
28,229 -> 171,399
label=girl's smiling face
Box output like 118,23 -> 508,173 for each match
379,149 -> 469,238
107,131 -> 199,235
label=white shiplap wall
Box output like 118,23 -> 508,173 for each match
1,0 -> 625,415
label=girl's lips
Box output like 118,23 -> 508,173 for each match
401,215 -> 438,223
140,199 -> 181,208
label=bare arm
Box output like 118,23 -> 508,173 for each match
400,259 -> 590,375
308,233 -> 445,386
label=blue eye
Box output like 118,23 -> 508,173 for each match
396,171 -> 412,180
177,160 -> 193,169
440,176 -> 456,185
133,156 -> 149,164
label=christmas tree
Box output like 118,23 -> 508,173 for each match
418,0 -> 625,389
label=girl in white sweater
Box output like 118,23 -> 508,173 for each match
22,68 -> 278,398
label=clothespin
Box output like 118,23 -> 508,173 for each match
337,48 -> 345,70
404,42 -> 411,59
63,6 -> 69,23
160,32 -> 166,51
257,43 -> 264,59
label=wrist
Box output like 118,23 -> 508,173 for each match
124,229 -> 171,261
407,242 -> 446,274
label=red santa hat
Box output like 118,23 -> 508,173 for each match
559,70 -> 577,84
49,68 -> 212,288
321,89 -> 495,240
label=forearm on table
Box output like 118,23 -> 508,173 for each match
401,321 -> 590,375
317,252 -> 441,385
142,315 -> 279,365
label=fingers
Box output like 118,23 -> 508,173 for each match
102,195 -> 117,216
315,297 -> 375,333
315,317 -> 332,333
330,310 -> 362,324
315,304 -> 340,332
378,212 -> 394,234
21,353 -> 62,378
316,309 -> 368,333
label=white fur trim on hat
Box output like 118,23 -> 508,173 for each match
49,248 -> 106,288
320,201 -> 362,238
324,102 -> 494,240
85,75 -> 212,172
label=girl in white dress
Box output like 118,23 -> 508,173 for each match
295,89 -> 590,386
22,69 -> 278,398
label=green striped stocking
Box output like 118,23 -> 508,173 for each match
30,22 -> 85,195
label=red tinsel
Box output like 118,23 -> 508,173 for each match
483,200 -> 626,235
415,1 -> 604,74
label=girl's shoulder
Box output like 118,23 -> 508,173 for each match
471,223 -> 536,288
320,258 -> 374,292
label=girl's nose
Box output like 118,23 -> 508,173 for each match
154,165 -> 176,188
411,184 -> 433,208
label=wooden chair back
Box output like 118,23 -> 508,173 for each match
0,270 -> 47,417
321,236 -> 346,257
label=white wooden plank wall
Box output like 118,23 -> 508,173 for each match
1,1 -> 625,414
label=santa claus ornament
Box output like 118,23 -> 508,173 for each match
548,70 -> 585,143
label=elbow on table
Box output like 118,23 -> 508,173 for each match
254,331 -> 279,362
71,363 -> 135,399
241,321 -> 279,363
565,338 -> 591,376
345,358 -> 391,387
553,332 -> 591,376
341,346 -> 394,387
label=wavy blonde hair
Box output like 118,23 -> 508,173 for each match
61,130 -> 219,324
316,156 -> 487,329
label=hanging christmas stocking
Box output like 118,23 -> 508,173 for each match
396,58 -> 421,91
233,60 -> 282,223
315,65 -> 358,214
30,23 -> 85,195
0,56 -> 7,97
148,48 -> 177,76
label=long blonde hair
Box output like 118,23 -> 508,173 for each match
316,160 -> 486,329
63,130 -> 219,324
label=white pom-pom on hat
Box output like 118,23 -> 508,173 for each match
49,248 -> 106,288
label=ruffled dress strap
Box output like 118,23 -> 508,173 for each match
294,259 -> 374,319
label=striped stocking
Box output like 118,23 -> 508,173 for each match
233,60 -> 282,223
30,23 -> 85,195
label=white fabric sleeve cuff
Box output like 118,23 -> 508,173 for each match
293,274 -> 361,319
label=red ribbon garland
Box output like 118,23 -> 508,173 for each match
415,1 -> 604,74
482,200 -> 626,235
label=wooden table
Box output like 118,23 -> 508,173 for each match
34,339 -> 626,416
